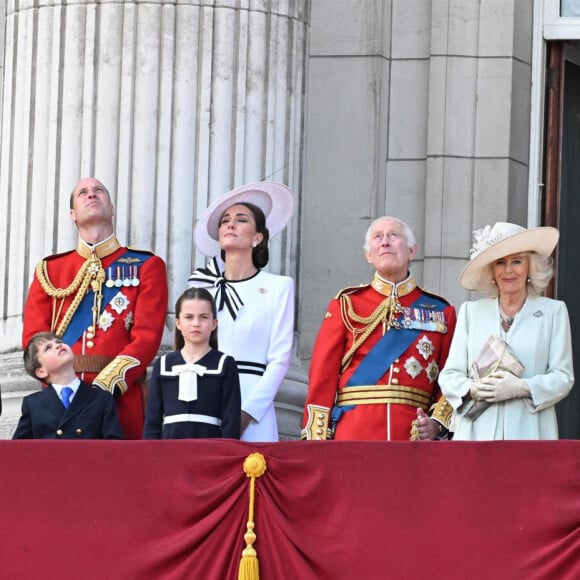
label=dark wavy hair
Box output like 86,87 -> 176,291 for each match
220,202 -> 270,268
174,288 -> 218,351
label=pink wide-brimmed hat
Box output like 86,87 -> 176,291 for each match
193,182 -> 296,257
461,222 -> 559,291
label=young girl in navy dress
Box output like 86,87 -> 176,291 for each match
143,288 -> 241,439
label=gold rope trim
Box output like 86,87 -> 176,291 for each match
36,259 -> 90,299
35,255 -> 105,337
238,453 -> 267,580
339,295 -> 402,373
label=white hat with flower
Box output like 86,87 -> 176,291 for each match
460,222 -> 560,291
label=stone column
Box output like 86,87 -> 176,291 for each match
0,0 -> 309,437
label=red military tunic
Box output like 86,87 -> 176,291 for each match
22,236 -> 168,439
303,273 -> 456,440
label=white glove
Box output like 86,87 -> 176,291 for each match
477,370 -> 530,403
469,380 -> 488,401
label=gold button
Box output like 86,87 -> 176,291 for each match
75,428 -> 82,436
86,340 -> 94,348
317,413 -> 324,419
392,378 -> 399,385
56,429 -> 63,436
316,429 -> 323,434
393,367 -> 400,373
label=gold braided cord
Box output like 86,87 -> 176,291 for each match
35,256 -> 105,338
339,295 -> 401,373
36,259 -> 91,298
54,271 -> 94,337
341,294 -> 396,329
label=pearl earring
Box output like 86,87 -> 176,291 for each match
527,277 -> 531,283
492,280 -> 496,285
252,241 -> 258,248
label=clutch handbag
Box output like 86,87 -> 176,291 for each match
463,334 -> 525,420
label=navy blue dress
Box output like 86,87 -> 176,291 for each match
143,349 -> 241,439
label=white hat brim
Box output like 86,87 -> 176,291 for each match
193,182 -> 296,258
460,227 -> 559,291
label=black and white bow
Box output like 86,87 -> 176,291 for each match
188,257 -> 244,319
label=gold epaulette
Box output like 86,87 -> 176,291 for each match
301,404 -> 333,440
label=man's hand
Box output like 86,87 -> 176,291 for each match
476,371 -> 530,403
416,408 -> 442,440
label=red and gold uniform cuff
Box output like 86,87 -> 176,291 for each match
301,404 -> 332,440
93,355 -> 140,395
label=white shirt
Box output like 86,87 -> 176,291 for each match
52,377 -> 81,404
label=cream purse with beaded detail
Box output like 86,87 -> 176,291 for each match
462,334 -> 525,420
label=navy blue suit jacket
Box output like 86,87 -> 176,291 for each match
12,381 -> 123,439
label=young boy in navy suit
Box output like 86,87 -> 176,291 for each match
13,332 -> 123,439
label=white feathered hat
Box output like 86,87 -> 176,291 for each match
461,222 -> 559,291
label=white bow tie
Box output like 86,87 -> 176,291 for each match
172,363 -> 207,402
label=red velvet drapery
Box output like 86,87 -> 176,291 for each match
0,440 -> 578,579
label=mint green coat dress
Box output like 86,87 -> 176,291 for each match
439,296 -> 574,440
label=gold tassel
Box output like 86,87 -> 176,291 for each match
238,452 -> 267,580
409,419 -> 420,441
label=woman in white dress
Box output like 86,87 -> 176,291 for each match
439,222 -> 574,440
188,182 -> 295,442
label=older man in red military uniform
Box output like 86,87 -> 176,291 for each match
22,177 -> 168,439
302,216 -> 456,441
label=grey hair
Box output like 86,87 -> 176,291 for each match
478,252 -> 554,297
363,216 -> 417,253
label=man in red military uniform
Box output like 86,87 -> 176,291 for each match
22,177 -> 168,439
302,216 -> 457,441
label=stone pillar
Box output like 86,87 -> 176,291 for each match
0,0 -> 309,438
423,0 -> 533,306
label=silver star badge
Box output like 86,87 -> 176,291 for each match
404,356 -> 423,379
110,291 -> 130,314
416,335 -> 435,360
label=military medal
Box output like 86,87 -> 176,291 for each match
131,265 -> 140,286
106,267 -> 115,288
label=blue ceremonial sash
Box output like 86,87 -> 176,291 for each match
346,295 -> 447,387
331,292 -> 448,425
346,293 -> 448,387
62,250 -> 152,346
